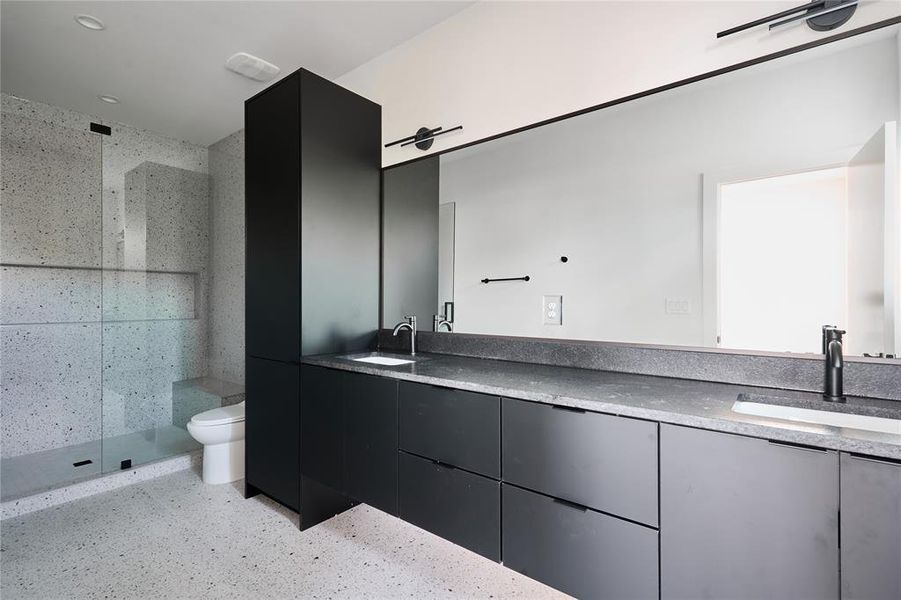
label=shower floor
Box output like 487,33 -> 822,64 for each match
1,425 -> 199,501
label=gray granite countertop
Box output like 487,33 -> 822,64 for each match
302,352 -> 901,460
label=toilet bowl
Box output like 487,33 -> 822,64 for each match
186,401 -> 245,484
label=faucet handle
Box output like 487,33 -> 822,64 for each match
404,315 -> 417,325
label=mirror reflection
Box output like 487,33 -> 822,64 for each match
389,25 -> 900,358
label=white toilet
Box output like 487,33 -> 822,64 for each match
186,401 -> 246,484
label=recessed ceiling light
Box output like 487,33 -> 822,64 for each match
75,14 -> 105,31
98,95 -> 120,104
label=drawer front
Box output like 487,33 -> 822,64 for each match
399,382 -> 500,478
502,398 -> 658,526
398,451 -> 501,561
840,453 -> 901,600
503,484 -> 659,600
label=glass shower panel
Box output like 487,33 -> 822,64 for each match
99,123 -> 210,473
0,97 -> 103,500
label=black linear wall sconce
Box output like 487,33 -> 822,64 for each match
717,0 -> 857,38
385,125 -> 463,151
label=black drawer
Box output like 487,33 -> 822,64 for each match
503,484 -> 659,600
502,398 -> 658,526
399,382 -> 500,478
398,451 -> 501,561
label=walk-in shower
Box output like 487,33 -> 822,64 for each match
0,94 -> 242,500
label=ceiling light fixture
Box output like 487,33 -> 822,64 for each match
74,14 -> 105,31
225,52 -> 280,82
98,95 -> 120,104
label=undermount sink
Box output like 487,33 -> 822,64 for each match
343,353 -> 416,366
732,394 -> 901,435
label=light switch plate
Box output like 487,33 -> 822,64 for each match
543,295 -> 563,325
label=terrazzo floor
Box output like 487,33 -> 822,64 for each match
0,468 -> 568,599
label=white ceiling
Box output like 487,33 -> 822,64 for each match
0,1 -> 472,146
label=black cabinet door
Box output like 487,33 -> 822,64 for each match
300,365 -> 343,491
840,453 -> 901,600
298,70 -> 380,356
245,76 -> 300,363
503,484 -> 659,600
245,357 -> 299,511
660,424 -> 839,600
502,398 -> 658,526
399,382 -> 500,478
343,372 -> 398,515
398,452 -> 501,562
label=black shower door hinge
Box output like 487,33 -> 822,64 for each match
90,122 -> 111,135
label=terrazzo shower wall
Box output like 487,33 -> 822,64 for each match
208,130 -> 245,385
1,94 -> 102,458
0,93 -> 209,457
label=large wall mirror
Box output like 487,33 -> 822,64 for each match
383,23 -> 901,360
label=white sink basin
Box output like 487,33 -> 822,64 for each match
732,401 -> 901,435
350,356 -> 414,366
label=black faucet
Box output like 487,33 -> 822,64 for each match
822,325 -> 846,402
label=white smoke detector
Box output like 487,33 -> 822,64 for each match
225,52 -> 280,82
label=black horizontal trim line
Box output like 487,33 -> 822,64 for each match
247,354 -> 303,366
383,16 -> 901,172
768,439 -> 829,453
503,481 -> 660,532
848,452 -> 901,466
551,404 -> 587,414
399,449 -> 499,481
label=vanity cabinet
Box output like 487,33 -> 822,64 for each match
660,424 -> 840,600
503,483 -> 659,600
246,357 -> 300,511
399,382 -> 500,478
300,365 -> 343,492
398,452 -> 501,561
301,366 -> 399,517
343,372 -> 398,516
397,382 -> 501,560
502,398 -> 658,526
840,452 -> 901,599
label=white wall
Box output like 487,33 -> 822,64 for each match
336,1 -> 901,167
439,34 -> 899,348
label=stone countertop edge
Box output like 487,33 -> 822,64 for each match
301,352 -> 901,461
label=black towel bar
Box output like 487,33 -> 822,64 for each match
481,275 -> 530,284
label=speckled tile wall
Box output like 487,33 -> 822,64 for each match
0,112 -> 101,267
208,129 -> 245,385
0,323 -> 102,458
102,149 -> 210,439
0,266 -> 101,324
0,94 -> 213,477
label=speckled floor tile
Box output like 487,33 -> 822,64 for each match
1,469 -> 569,599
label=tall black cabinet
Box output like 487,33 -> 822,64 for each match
244,68 -> 381,526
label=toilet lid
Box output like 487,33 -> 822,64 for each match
191,403 -> 245,426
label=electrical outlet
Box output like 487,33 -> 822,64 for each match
543,295 -> 563,325
665,298 -> 692,315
